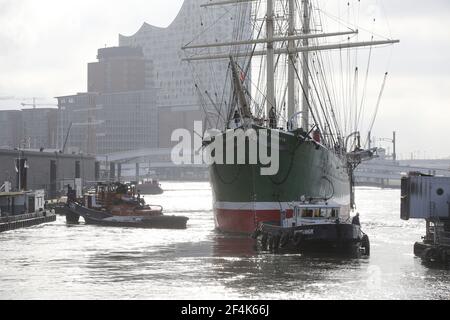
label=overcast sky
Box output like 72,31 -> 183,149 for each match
1,0 -> 450,159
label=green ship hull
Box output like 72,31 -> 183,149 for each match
209,126 -> 351,233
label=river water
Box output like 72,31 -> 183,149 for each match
0,182 -> 448,300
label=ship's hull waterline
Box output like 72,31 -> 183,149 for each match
209,127 -> 351,234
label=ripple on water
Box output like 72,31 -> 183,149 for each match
0,184 -> 449,300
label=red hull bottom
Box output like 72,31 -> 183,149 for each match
215,209 -> 293,234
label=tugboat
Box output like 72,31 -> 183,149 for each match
137,179 -> 164,195
66,182 -> 188,229
253,199 -> 370,258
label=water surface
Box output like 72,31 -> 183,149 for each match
0,183 -> 448,300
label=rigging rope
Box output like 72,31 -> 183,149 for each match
356,35 -> 374,131
367,72 -> 389,140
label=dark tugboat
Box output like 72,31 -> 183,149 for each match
137,179 -> 164,195
253,199 -> 370,258
66,182 -> 188,229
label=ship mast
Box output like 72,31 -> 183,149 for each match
287,0 -> 297,124
266,0 -> 275,120
301,0 -> 310,130
230,56 -> 252,118
183,0 -> 399,132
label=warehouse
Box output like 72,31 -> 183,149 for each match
0,148 -> 96,199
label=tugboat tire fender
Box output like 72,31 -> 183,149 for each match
273,235 -> 281,253
252,229 -> 261,240
438,247 -> 448,264
293,233 -> 303,247
422,247 -> 438,263
260,233 -> 269,251
268,235 -> 274,252
361,234 -> 370,257
414,242 -> 426,257
272,234 -> 281,253
280,233 -> 290,248
350,244 -> 362,259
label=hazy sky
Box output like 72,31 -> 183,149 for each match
1,0 -> 450,159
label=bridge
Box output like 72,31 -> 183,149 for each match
355,159 -> 450,188
96,148 -> 207,181
96,148 -> 450,185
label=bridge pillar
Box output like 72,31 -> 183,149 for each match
95,162 -> 100,181
136,163 -> 140,183
110,163 -> 116,182
117,163 -> 122,182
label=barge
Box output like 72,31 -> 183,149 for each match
0,186 -> 56,233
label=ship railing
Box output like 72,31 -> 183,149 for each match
0,211 -> 51,224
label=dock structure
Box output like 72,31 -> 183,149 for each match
401,173 -> 450,265
0,189 -> 56,233
0,211 -> 56,233
0,148 -> 96,199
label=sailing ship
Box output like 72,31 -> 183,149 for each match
183,0 -> 399,234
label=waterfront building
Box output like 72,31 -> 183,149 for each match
0,110 -> 22,149
59,0 -> 246,157
0,148 -> 96,198
22,108 -> 58,150
57,89 -> 158,155
88,46 -> 152,93
119,0 -> 242,148
57,45 -> 159,155
0,108 -> 57,150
